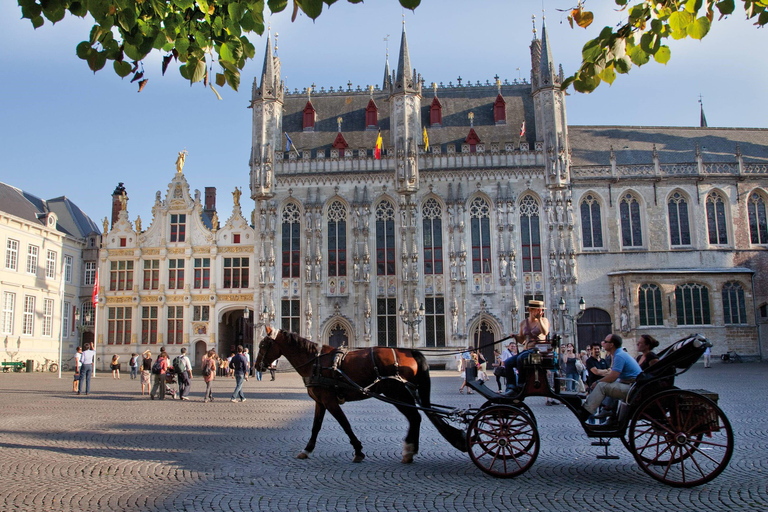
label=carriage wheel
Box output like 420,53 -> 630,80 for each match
466,405 -> 539,478
482,400 -> 537,427
628,389 -> 733,487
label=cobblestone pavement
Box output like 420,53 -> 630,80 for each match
0,362 -> 766,511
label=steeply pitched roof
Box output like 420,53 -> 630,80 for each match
568,126 -> 768,166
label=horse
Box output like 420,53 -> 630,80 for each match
255,326 -> 466,464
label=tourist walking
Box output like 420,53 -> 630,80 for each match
202,350 -> 217,402
230,345 -> 248,402
77,342 -> 95,396
140,350 -> 152,395
269,359 -> 278,381
175,347 -> 192,401
111,354 -> 120,379
150,352 -> 168,400
73,346 -> 82,393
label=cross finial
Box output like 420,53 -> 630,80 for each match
457,76 -> 462,86
698,93 -> 703,105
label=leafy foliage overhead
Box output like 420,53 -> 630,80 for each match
563,0 -> 768,92
18,0 -> 421,96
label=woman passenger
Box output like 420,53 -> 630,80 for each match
636,334 -> 660,371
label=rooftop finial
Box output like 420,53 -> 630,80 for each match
307,85 -> 312,101
532,14 -> 537,38
337,116 -> 343,132
369,84 -> 374,97
274,32 -> 278,54
432,82 -> 437,96
468,111 -> 474,128
496,78 -> 501,94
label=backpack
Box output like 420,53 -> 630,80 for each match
201,360 -> 212,377
151,359 -> 163,375
173,356 -> 184,375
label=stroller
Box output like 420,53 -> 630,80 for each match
164,368 -> 178,399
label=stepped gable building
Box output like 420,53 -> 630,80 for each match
1,182 -> 100,366
97,22 -> 767,369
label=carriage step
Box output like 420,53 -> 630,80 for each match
592,438 -> 620,460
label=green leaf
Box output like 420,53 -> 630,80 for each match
216,72 -> 226,87
614,55 -> 632,74
581,37 -> 603,64
669,10 -> 693,33
175,36 -> 190,57
267,0 -> 288,13
639,31 -> 660,54
228,1 -> 244,21
224,68 -> 240,91
399,0 -> 420,8
114,59 -> 133,77
124,42 -> 149,61
687,16 -> 711,39
21,2 -> 42,20
573,72 -> 601,93
627,44 -> 650,66
87,51 -> 108,72
599,64 -> 616,85
685,0 -> 703,14
654,45 -> 671,64
189,58 -> 207,83
76,41 -> 91,59
716,0 -> 735,16
31,15 -> 44,28
299,0 -> 323,19
117,9 -> 137,32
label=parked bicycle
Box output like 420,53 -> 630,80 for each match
36,358 -> 59,373
721,351 -> 743,363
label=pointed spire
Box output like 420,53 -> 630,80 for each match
254,33 -> 278,100
699,95 -> 708,128
395,22 -> 415,93
539,17 -> 556,87
383,50 -> 391,90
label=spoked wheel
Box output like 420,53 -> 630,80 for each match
628,389 -> 733,487
49,363 -> 58,373
466,405 -> 539,478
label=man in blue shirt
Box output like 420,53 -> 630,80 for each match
230,345 -> 249,402
582,333 -> 642,420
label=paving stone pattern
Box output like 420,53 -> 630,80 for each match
0,363 -> 766,511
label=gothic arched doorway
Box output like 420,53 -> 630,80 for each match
328,323 -> 349,348
471,319 -> 497,365
218,308 -> 253,358
576,308 -> 612,351
194,340 -> 207,369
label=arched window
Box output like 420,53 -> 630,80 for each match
469,197 -> 492,275
580,193 -> 603,248
706,191 -> 728,245
638,283 -> 663,326
281,203 -> 301,278
668,192 -> 691,246
327,201 -> 347,277
328,323 -> 348,348
748,192 -> 768,244
375,201 -> 396,276
675,283 -> 711,325
472,319 -> 496,367
422,198 -> 443,275
722,281 -> 747,325
519,195 -> 541,273
620,193 -> 643,247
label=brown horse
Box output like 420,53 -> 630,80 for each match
255,327 -> 466,463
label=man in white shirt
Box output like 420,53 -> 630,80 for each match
78,342 -> 96,396
176,347 -> 193,401
244,347 -> 252,378
501,341 -> 516,363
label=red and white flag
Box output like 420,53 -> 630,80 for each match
92,270 -> 99,307
519,121 -> 526,138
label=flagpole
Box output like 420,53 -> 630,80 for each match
93,269 -> 98,375
57,255 -> 65,379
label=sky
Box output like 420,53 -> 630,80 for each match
1,1 -> 766,227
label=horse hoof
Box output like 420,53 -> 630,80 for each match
352,454 -> 365,463
296,451 -> 309,460
401,455 -> 414,464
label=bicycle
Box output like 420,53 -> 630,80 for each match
37,358 -> 59,373
721,351 -> 743,363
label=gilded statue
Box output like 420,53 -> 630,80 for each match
102,217 -> 109,234
211,211 -> 219,230
135,215 -> 142,233
233,187 -> 242,207
119,191 -> 128,211
175,150 -> 187,173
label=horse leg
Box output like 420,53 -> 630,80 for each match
324,400 -> 365,463
393,402 -> 422,464
298,401 -> 326,459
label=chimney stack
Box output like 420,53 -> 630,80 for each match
111,182 -> 126,228
204,187 -> 217,222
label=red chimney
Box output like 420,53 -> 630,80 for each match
111,183 -> 126,228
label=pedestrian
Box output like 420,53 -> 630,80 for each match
458,347 -> 474,394
227,353 -> 234,378
244,347 -> 252,378
111,354 -> 120,379
492,349 -> 505,392
73,346 -> 83,393
202,350 -> 217,402
150,352 -> 168,400
230,345 -> 248,402
140,350 -> 152,395
563,343 -> 579,392
176,347 -> 192,401
77,342 -> 95,396
704,345 -> 712,368
268,359 -> 278,381
129,353 -> 139,380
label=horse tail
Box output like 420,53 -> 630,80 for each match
411,350 -> 468,453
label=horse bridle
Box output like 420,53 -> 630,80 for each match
256,328 -> 280,371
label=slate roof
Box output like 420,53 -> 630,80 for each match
0,181 -> 100,239
281,84 -> 535,156
569,126 -> 768,166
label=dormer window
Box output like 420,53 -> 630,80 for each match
465,128 -> 481,153
430,97 -> 442,126
365,99 -> 378,129
303,101 -> 316,131
493,94 -> 506,125
332,132 -> 349,158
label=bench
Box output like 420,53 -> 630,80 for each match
1,361 -> 24,372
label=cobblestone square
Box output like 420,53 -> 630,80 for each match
0,363 -> 766,511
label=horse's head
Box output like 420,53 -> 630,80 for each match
255,326 -> 281,372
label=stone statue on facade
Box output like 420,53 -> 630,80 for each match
135,216 -> 141,233
566,199 -> 575,227
499,257 -> 508,278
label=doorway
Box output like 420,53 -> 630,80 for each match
576,308 -> 612,351
194,340 -> 207,369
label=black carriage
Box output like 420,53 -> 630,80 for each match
461,334 -> 733,487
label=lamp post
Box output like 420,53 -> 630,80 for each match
399,301 -> 425,348
559,296 -> 586,348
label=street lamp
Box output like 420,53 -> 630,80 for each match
559,296 -> 586,348
399,301 -> 425,347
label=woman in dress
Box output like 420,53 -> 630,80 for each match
140,350 -> 152,395
636,334 -> 660,370
110,354 -> 120,379
202,350 -> 217,402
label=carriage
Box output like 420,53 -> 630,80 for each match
256,329 -> 732,488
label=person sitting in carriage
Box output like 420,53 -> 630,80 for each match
503,300 -> 550,394
581,333 -> 642,423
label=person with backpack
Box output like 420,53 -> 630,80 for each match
129,353 -> 139,380
230,345 -> 249,402
150,352 -> 168,400
174,348 -> 193,401
201,350 -> 218,403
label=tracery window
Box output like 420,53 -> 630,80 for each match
327,201 -> 347,277
638,283 -> 663,326
668,192 -> 691,246
748,192 -> 768,244
675,283 -> 711,326
281,202 -> 301,278
722,282 -> 747,325
519,195 -> 541,273
706,191 -> 728,245
422,198 -> 443,275
580,194 -> 603,249
375,201 -> 396,276
376,298 -> 397,347
424,297 -> 446,347
620,193 -> 642,247
281,299 -> 301,333
470,197 -> 492,275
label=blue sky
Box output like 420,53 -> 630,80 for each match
1,1 -> 765,226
